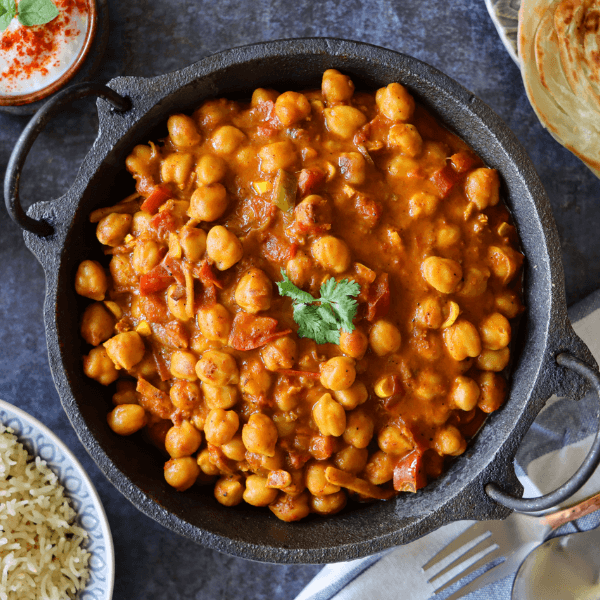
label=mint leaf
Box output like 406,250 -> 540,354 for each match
0,0 -> 16,32
17,0 -> 58,26
277,271 -> 360,345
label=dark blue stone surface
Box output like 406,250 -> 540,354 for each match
1,1 -> 599,598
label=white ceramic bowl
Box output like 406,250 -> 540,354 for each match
0,398 -> 114,600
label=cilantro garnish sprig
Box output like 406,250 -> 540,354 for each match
1,0 -> 59,32
277,270 -> 361,345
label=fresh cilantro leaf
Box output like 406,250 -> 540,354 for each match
17,0 -> 58,26
276,270 -> 360,345
0,0 -> 16,32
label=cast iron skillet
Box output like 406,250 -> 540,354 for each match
5,38 -> 600,563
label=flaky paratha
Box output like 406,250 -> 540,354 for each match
519,0 -> 600,177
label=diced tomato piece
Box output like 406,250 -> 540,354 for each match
366,272 -> 390,321
277,369 -> 321,379
136,378 -> 174,419
393,450 -> 427,493
262,234 -> 296,264
199,283 -> 217,307
141,185 -> 172,214
309,435 -> 336,460
228,312 -> 292,351
298,168 -> 326,196
194,259 -> 222,289
430,163 -> 461,198
139,268 -> 173,296
150,209 -> 178,235
355,194 -> 382,229
287,450 -> 311,470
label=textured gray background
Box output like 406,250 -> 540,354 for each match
1,1 -> 599,598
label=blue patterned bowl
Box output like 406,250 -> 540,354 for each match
0,399 -> 114,600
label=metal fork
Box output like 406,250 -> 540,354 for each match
421,491 -> 600,599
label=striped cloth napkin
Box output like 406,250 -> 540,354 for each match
295,290 -> 600,600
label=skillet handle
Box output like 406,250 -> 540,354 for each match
4,82 -> 131,237
486,352 -> 600,511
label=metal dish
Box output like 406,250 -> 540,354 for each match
0,398 -> 115,598
5,38 -> 600,563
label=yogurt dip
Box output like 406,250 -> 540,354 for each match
0,0 -> 89,97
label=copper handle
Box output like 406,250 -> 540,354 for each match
541,491 -> 600,530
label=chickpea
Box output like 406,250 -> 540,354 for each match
132,211 -> 152,236
476,347 -> 510,372
311,236 -> 351,274
103,331 -> 145,370
495,290 -> 523,319
132,240 -> 163,275
160,152 -> 194,187
421,256 -> 463,294
388,123 -> 423,156
203,384 -> 239,409
195,350 -> 239,386
258,141 -> 298,173
80,302 -> 114,346
376,82 -> 415,121
239,359 -> 272,397
107,404 -> 146,436
306,461 -> 340,496
339,152 -> 366,185
378,426 -> 413,455
96,213 -> 132,248
204,409 -> 239,445
489,246 -> 523,284
83,346 -> 119,385
409,192 -> 439,218
206,225 -> 243,270
449,376 -> 480,411
478,372 -> 507,413
166,284 -> 189,322
179,227 -> 207,263
286,252 -> 313,287
311,490 -> 347,515
443,319 -> 482,361
437,224 -> 461,249
169,350 -> 198,380
170,380 -> 202,411
165,421 -> 202,458
197,448 -> 220,476
388,154 -> 419,178
195,154 -> 227,185
109,254 -> 137,288
364,451 -> 394,485
339,328 -> 368,359
213,475 -> 244,506
320,357 -> 356,391
126,144 -> 155,177
458,267 -> 490,298
313,393 -> 346,437
234,268 -> 272,314
196,303 -> 232,342
269,491 -> 310,522
164,457 -> 200,491
221,435 -> 246,461
342,409 -> 374,448
324,105 -> 367,139
465,168 -> 500,210
251,88 -> 279,106
333,381 -> 368,410
334,445 -> 368,474
112,380 -> 138,405
167,114 -> 201,147
211,125 -> 246,155
189,183 -> 229,222
433,424 -> 467,456
261,336 -> 297,371
242,413 -> 278,457
243,475 -> 278,506
480,313 -> 511,350
75,260 -> 108,301
274,381 -> 301,411
274,91 -> 311,126
414,297 -> 444,329
369,320 -> 401,356
322,69 -> 355,104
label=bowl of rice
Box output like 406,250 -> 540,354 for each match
0,398 -> 114,600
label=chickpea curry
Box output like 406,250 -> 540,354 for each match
75,70 -> 524,522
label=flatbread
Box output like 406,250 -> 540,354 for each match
519,0 -> 600,177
